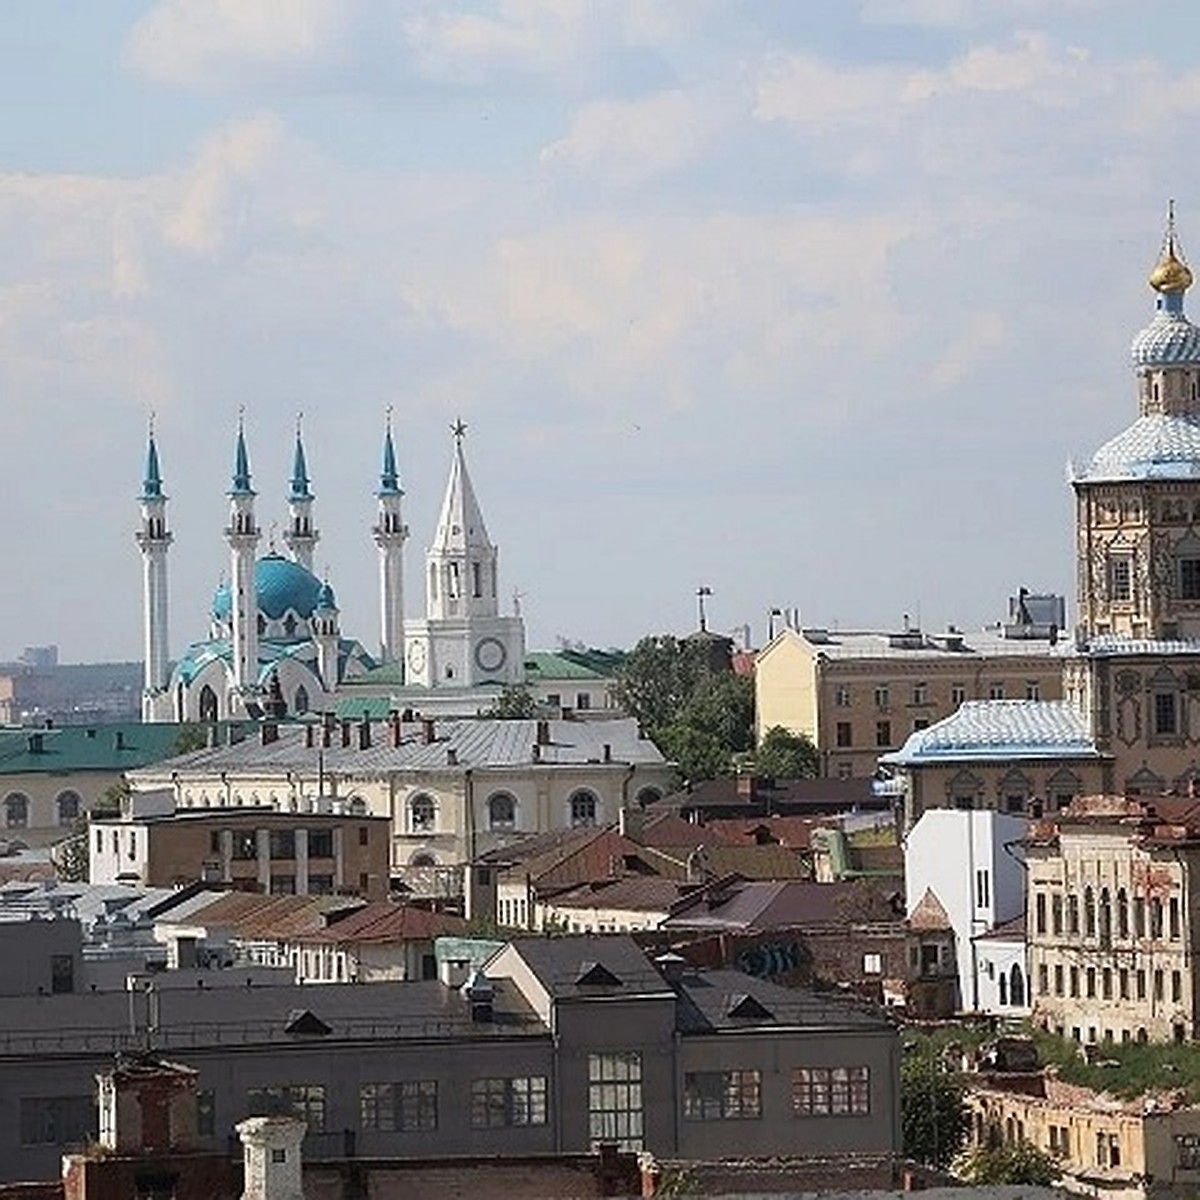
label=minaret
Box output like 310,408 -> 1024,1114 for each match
313,580 -> 341,690
427,419 -> 499,621
224,416 -> 261,706
282,415 -> 318,571
135,421 -> 172,722
372,412 -> 408,664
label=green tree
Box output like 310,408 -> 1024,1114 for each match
755,725 -> 820,778
55,819 -> 90,883
958,1140 -> 1059,1186
614,636 -> 754,780
900,1052 -> 970,1171
173,723 -> 209,754
480,684 -> 538,719
91,778 -> 130,819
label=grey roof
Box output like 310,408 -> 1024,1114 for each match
1072,414 -> 1200,482
132,717 -> 665,778
499,934 -> 672,1000
674,969 -> 890,1034
773,627 -> 1067,662
1085,635 -> 1200,657
882,700 -> 1101,766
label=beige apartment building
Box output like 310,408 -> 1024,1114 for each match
1026,795 -> 1200,1044
756,621 -> 1065,779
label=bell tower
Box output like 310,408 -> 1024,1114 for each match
1073,205 -> 1200,641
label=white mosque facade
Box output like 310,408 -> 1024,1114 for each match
138,419 -> 525,723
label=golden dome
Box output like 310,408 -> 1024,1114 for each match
1150,241 -> 1194,293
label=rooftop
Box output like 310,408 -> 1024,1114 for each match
0,722 -> 189,775
765,625 -> 1067,663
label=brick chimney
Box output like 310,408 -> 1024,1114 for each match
237,1115 -> 306,1200
96,1054 -> 201,1154
305,725 -> 315,749
421,717 -> 436,745
388,711 -> 402,748
736,774 -> 759,802
358,720 -> 372,751
261,723 -> 278,745
340,718 -> 352,748
536,719 -> 551,745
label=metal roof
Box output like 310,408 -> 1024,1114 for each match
0,722 -> 187,776
770,625 -> 1066,662
882,699 -> 1099,766
1072,413 -> 1200,483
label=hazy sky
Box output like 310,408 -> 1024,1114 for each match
3,1 -> 1200,663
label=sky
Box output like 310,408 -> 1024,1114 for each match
4,1 -> 1200,663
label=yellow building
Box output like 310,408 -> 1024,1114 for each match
756,621 -> 1065,779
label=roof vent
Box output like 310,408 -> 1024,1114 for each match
726,993 -> 774,1022
801,628 -> 830,644
575,961 -> 622,988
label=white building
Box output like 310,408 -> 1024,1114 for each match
903,809 -> 1027,1012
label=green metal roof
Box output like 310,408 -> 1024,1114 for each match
524,649 -> 625,681
0,722 -> 198,775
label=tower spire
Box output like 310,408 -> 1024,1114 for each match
289,413 -> 312,501
373,408 -> 408,665
283,413 -> 319,570
136,418 -> 172,720
1150,200 -> 1194,302
230,409 -> 255,496
379,406 -> 401,496
225,415 -> 261,708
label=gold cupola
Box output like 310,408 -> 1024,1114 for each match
1150,201 -> 1194,294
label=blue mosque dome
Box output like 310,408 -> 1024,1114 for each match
212,553 -> 325,623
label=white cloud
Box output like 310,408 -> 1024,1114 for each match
126,0 -> 346,86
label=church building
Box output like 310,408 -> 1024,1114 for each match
138,417 -> 525,724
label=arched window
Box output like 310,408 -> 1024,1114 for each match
410,851 -> 437,868
4,793 -> 28,829
199,685 -> 218,723
1084,887 -> 1096,938
1117,888 -> 1129,940
1099,888 -> 1112,947
1010,964 -> 1026,1008
488,792 -> 516,832
635,787 -> 662,808
999,973 -> 1008,1006
293,686 -> 309,715
56,790 -> 81,826
569,789 -> 598,828
410,793 -> 436,833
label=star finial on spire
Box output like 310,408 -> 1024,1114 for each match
451,417 -> 468,443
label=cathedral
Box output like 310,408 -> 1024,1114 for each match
138,418 -> 525,723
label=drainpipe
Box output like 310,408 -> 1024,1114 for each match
465,768 -> 476,864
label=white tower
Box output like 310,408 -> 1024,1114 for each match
225,418 -> 261,709
282,416 -> 318,571
372,413 -> 408,665
313,580 -> 341,691
135,422 -> 172,722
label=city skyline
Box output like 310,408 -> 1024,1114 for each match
4,2 -> 1200,660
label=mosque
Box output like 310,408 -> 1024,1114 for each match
137,418 -> 526,723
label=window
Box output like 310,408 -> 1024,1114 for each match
1109,556 -> 1133,602
308,829 -> 334,858
231,831 -> 257,860
951,683 -> 966,706
875,721 -> 891,748
836,722 -> 852,748
912,682 -> 928,705
51,954 -> 74,995
1120,969 -> 1129,999
975,869 -> 990,909
1136,969 -> 1147,1000
1102,968 -> 1112,1000
197,1090 -> 216,1139
1178,1134 -> 1200,1169
588,1053 -> 643,1149
1054,965 -> 1064,996
488,792 -> 517,832
1134,896 -> 1146,938
1038,964 -> 1049,995
56,791 -> 81,826
470,1077 -> 547,1128
5,793 -> 29,829
246,1085 -> 325,1132
988,682 -> 1005,700
1070,967 -> 1079,998
359,1081 -> 438,1132
20,1096 -> 94,1146
792,1066 -> 870,1116
913,718 -> 929,732
1155,970 -> 1165,1002
1170,896 -> 1181,940
1117,889 -> 1129,940
269,830 -> 295,860
1086,967 -> 1096,999
1067,895 -> 1080,935
1025,680 -> 1041,701
1151,898 -> 1164,939
1052,893 -> 1063,935
1181,558 -> 1200,600
472,561 -> 483,599
1035,893 -> 1047,935
862,953 -> 883,975
1173,971 -> 1183,1003
569,790 -> 598,828
1084,887 -> 1096,938
576,692 -> 592,711
835,686 -> 851,707
684,1070 -> 761,1121
874,686 -> 889,709
269,875 -> 296,895
410,794 -> 436,833
293,685 -> 309,714
309,874 -> 334,894
1155,692 -> 1179,736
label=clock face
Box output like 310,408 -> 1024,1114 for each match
407,640 -> 427,674
474,636 -> 507,672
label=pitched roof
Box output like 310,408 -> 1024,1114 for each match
655,776 -> 882,812
0,722 -> 189,775
172,893 -> 365,940
499,934 -> 670,1000
541,875 -> 691,914
664,878 -> 899,932
293,901 -> 469,945
703,815 -> 829,849
908,887 -> 953,931
975,912 -> 1026,942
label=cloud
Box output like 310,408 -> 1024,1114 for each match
126,0 -> 347,86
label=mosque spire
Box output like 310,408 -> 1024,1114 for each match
284,413 -> 319,571
136,416 -> 172,719
378,407 -> 401,496
142,415 -> 164,501
289,414 -> 313,501
373,407 -> 408,665
229,410 -> 255,496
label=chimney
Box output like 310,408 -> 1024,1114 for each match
261,723 -> 278,746
113,730 -> 126,752
618,805 -> 645,842
305,725 -> 315,749
532,743 -> 541,763
602,743 -> 612,763
737,774 -> 758,802
461,970 -> 495,1023
340,719 -> 352,748
536,719 -> 551,746
447,747 -> 459,767
388,712 -> 402,749
237,1115 -> 306,1200
654,952 -> 686,985
321,723 -> 332,749
401,707 -> 416,722
26,732 -> 43,755
358,720 -> 372,751
96,1056 -> 201,1154
421,717 -> 436,745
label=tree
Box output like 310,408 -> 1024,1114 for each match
755,725 -> 820,778
613,637 -> 755,780
900,1052 -> 970,1171
480,684 -> 538,719
958,1140 -> 1059,1186
173,723 -> 209,754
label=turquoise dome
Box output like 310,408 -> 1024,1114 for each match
212,554 -> 324,623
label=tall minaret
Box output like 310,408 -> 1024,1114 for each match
135,421 -> 172,722
427,419 -> 499,621
225,416 -> 261,705
372,412 -> 408,664
283,415 -> 319,571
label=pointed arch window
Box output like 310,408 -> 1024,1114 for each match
293,686 -> 309,715
199,686 -> 219,724
1009,964 -> 1025,1008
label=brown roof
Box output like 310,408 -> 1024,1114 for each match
703,816 -> 829,850
294,901 -> 468,945
697,845 -> 810,880
656,776 -> 884,814
665,878 -> 902,931
543,875 -> 691,914
180,892 -> 365,940
908,888 -> 953,931
975,912 -> 1025,942
637,811 -> 724,848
